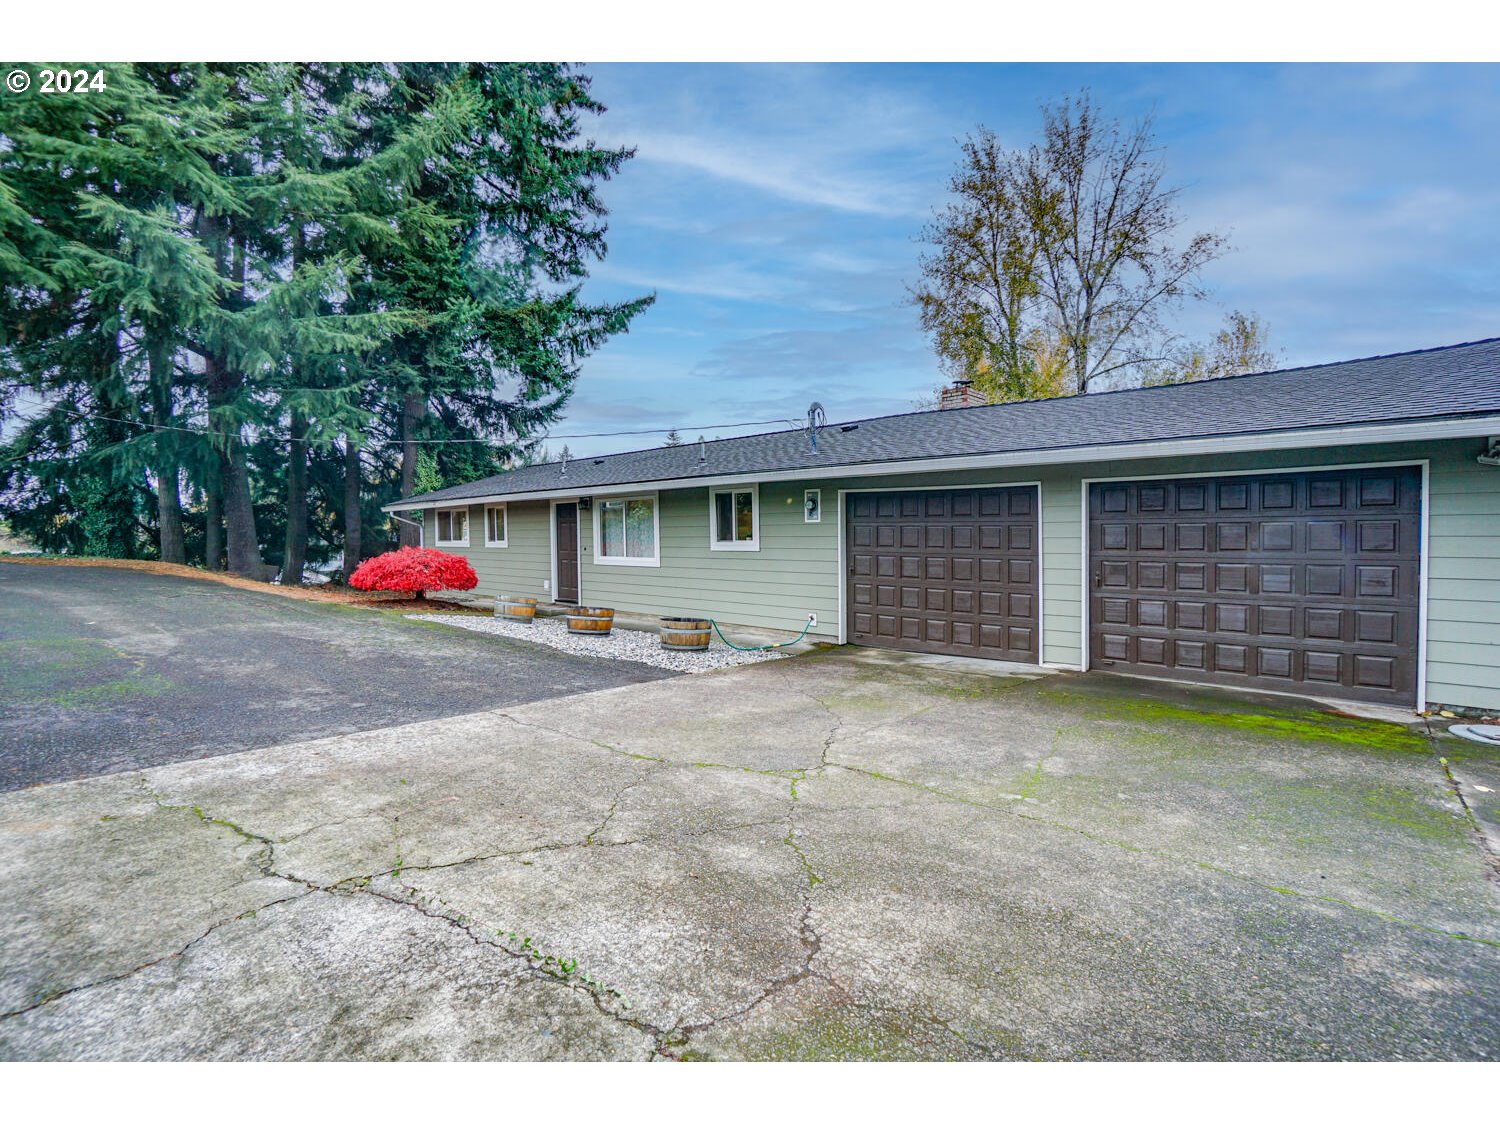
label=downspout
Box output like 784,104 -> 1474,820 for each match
393,513 -> 423,549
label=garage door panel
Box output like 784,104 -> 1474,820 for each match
1176,602 -> 1208,630
1089,467 -> 1421,704
1262,564 -> 1294,593
1259,605 -> 1295,636
848,487 -> 1039,662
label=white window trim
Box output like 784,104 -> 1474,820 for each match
804,488 -> 822,523
483,503 -> 508,548
592,491 -> 660,568
433,505 -> 470,548
708,483 -> 760,551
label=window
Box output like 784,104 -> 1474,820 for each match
595,494 -> 658,566
709,485 -> 759,550
484,504 -> 507,547
434,507 -> 468,547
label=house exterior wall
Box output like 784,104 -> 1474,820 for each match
1048,436 -> 1498,709
421,499 -> 552,600
423,435 -> 1499,710
576,482 -> 843,635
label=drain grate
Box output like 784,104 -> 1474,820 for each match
1448,724 -> 1500,746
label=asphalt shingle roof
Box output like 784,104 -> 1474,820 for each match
399,337 -> 1500,506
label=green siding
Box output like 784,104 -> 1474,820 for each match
421,500 -> 552,599
1424,444 -> 1500,708
578,482 -> 842,636
420,435 -> 1500,710
1037,436 -> 1499,708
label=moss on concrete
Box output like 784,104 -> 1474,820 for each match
732,1008 -> 960,1061
1035,686 -> 1431,755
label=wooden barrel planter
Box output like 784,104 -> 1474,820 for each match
566,606 -> 615,636
660,617 -> 712,651
496,595 -> 538,623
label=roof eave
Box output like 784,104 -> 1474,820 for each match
381,413 -> 1500,513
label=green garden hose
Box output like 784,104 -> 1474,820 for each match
708,616 -> 814,652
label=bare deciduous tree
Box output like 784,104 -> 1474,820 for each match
1144,310 -> 1279,386
914,91 -> 1230,399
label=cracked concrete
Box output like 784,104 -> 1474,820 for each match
1,647 -> 1497,1059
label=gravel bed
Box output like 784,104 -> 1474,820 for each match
409,613 -> 789,674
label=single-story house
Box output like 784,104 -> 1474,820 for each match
386,338 -> 1500,713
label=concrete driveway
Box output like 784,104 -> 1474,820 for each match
1,646 -> 1496,1060
0,564 -> 671,790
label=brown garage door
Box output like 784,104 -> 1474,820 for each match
1089,466 -> 1422,704
847,487 -> 1039,661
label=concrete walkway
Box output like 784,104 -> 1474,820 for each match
1,651 -> 1495,1060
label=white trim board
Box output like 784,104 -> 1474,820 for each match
383,416 -> 1496,512
591,491 -> 662,568
432,505 -> 470,548
483,503 -> 508,548
1078,459 -> 1430,709
836,482 -> 1044,663
707,482 -> 761,551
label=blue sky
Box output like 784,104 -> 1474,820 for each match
547,63 -> 1500,457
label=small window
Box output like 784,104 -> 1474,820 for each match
434,507 -> 468,547
484,504 -> 507,547
709,485 -> 759,551
596,494 -> 658,566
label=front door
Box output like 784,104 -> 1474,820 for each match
555,502 -> 580,603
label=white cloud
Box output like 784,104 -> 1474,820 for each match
598,126 -> 928,218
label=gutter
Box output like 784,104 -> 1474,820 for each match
388,513 -> 423,547
382,414 -> 1500,513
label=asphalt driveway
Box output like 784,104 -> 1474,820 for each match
0,564 -> 672,790
1,643 -> 1495,1061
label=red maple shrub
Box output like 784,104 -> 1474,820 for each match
348,547 -> 478,599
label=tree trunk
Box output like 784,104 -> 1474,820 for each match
222,440 -> 262,578
205,465 -> 224,571
156,469 -> 186,565
280,224 -> 309,586
280,409 -> 308,586
342,435 -> 363,574
146,334 -> 186,564
90,329 -> 139,559
205,351 -> 263,579
209,235 -> 264,580
398,393 -> 426,548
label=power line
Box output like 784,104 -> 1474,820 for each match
14,403 -> 803,445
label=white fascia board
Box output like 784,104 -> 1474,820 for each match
381,415 -> 1498,512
